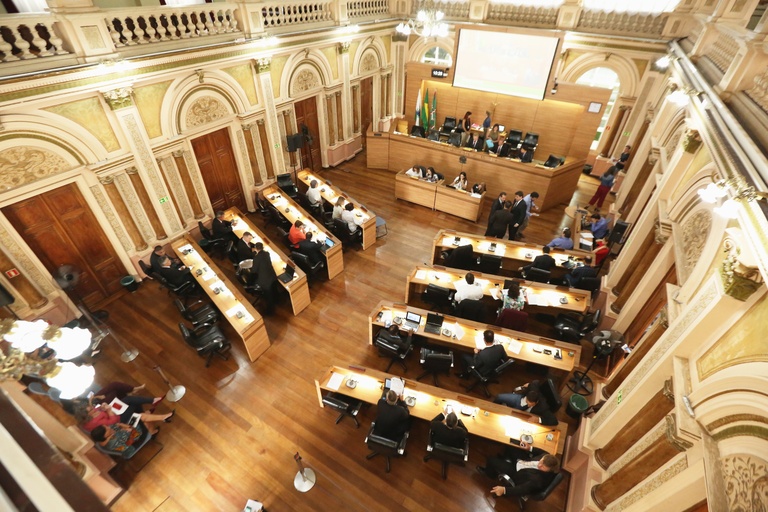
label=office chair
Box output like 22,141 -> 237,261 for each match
365,422 -> 409,473
575,276 -> 601,299
276,173 -> 299,198
439,116 -> 457,141
276,226 -> 292,250
443,244 -> 474,270
332,219 -> 361,248
410,125 -> 426,138
138,259 -> 156,279
174,298 -> 219,328
454,299 -> 486,322
154,273 -> 199,303
322,211 -> 335,230
373,330 -> 413,373
427,129 -> 440,141
422,283 -> 455,312
178,322 -> 231,367
466,358 -> 515,398
266,203 -> 292,231
522,131 -> 539,150
423,436 -> 469,480
475,254 -> 502,274
236,269 -> 264,305
524,267 -> 551,284
299,193 -> 323,220
255,195 -> 271,221
539,378 -> 563,413
448,132 -> 462,147
499,471 -> 564,511
416,348 -> 453,386
553,309 -> 601,344
225,240 -> 241,271
290,251 -> 324,280
322,392 -> 363,428
496,308 -> 528,332
198,221 -> 227,257
505,129 -> 523,147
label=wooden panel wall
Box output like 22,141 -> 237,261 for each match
404,62 -> 611,161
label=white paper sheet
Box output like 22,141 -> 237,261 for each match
390,377 -> 405,396
415,270 -> 427,280
506,338 -> 523,355
327,372 -> 344,391
453,322 -> 465,341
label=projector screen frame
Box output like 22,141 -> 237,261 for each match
451,24 -> 564,102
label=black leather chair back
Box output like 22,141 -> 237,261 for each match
198,221 -> 213,240
541,378 -> 563,413
475,254 -> 502,274
276,173 -> 299,198
523,131 -> 539,148
506,129 -> 523,146
432,441 -> 468,464
576,276 -> 601,293
421,349 -> 453,372
444,244 -> 474,270
427,129 -> 440,141
410,125 -> 426,138
423,283 -> 454,310
139,259 -> 155,278
448,132 -> 461,147
526,267 -> 551,283
441,116 -> 456,132
454,299 -> 486,322
530,472 -> 564,501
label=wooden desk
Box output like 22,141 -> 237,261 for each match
172,235 -> 270,362
368,300 -> 581,373
431,229 -> 590,280
394,170 -> 441,209
435,185 -> 485,222
295,169 -> 377,250
224,207 -> 311,316
405,264 -> 591,315
316,365 -> 565,454
262,185 -> 344,280
384,132 -> 585,212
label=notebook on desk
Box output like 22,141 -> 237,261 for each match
277,264 -> 295,283
424,313 -> 444,334
402,311 -> 421,331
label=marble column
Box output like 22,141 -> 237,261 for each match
338,42 -> 352,140
0,248 -> 47,309
620,151 -> 658,216
385,73 -> 392,117
253,58 -> 285,174
125,167 -> 167,240
351,84 -> 360,133
242,123 -> 264,185
326,94 -> 336,145
595,381 -> 674,469
99,175 -> 148,251
392,34 -> 408,117
172,150 -> 206,219
255,119 -> 275,179
601,105 -> 629,157
335,91 -> 343,143
592,414 -> 691,510
156,156 -> 186,223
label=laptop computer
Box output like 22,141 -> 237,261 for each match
424,313 -> 444,335
402,311 -> 421,331
320,237 -> 335,253
277,264 -> 295,283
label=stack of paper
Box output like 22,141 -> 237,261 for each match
415,270 -> 427,280
327,372 -> 344,391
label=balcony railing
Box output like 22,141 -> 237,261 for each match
260,0 -> 334,31
0,14 -> 70,62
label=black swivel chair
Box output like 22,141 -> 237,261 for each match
332,219 -> 361,248
267,203 -> 292,231
539,378 -> 563,413
410,125 -> 426,138
139,259 -> 156,279
417,348 -> 453,386
439,116 -> 457,141
322,392 -> 363,428
475,254 -> 502,274
423,435 -> 469,480
466,358 -> 515,398
524,267 -> 551,284
448,132 -> 462,147
178,322 -> 231,367
154,272 -> 199,303
499,471 -> 564,511
575,276 -> 602,300
443,244 -> 474,270
422,284 -> 454,312
454,299 -> 486,322
255,195 -> 271,221
506,129 -> 523,148
276,173 -> 299,198
236,269 -> 264,305
198,221 -> 227,257
365,422 -> 409,473
427,129 -> 440,141
373,331 -> 413,373
554,309 -> 601,344
522,131 -> 539,151
174,298 -> 219,327
290,251 -> 324,280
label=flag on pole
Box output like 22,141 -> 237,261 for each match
422,89 -> 429,129
415,88 -> 422,127
429,89 -> 437,130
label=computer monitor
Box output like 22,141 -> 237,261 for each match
497,124 -> 505,132
405,311 -> 421,324
543,154 -> 561,168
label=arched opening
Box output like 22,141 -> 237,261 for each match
576,67 -> 620,150
421,46 -> 452,66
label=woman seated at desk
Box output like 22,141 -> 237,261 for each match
405,165 -> 424,178
487,123 -> 501,150
501,281 -> 525,311
332,197 -> 346,220
423,167 -> 440,183
450,171 -> 469,191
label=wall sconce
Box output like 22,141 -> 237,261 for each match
550,79 -> 558,95
653,55 -> 670,71
698,175 -> 768,219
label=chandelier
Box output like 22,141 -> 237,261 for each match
0,319 -> 95,399
396,1 -> 449,38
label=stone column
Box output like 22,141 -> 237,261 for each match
385,73 -> 392,117
101,87 -> 181,237
619,150 -> 658,217
172,150 -> 206,219
351,84 -> 360,133
603,312 -> 668,398
278,109 -> 290,169
326,94 -> 336,145
255,119 -> 275,179
392,33 -> 408,117
592,415 -> 691,510
601,105 -> 629,157
380,74 -> 386,121
99,175 -> 148,251
253,58 -> 286,174
125,167 -> 167,240
335,91 -> 343,143
611,222 -> 667,314
156,156 -> 186,224
0,248 -> 47,310
595,381 -> 674,469
242,123 -> 264,186
338,42 -> 352,140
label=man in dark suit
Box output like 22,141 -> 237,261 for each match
429,411 -> 467,449
564,256 -> 598,288
487,192 -> 507,229
518,147 -> 533,163
236,232 -> 256,263
295,232 -> 325,266
465,133 -> 484,151
459,330 -> 506,378
508,191 -> 527,240
375,324 -> 412,351
373,389 -> 410,440
211,210 -> 237,242
478,443 -> 559,498
252,242 -> 278,314
150,245 -> 180,275
494,381 -> 558,426
486,201 -> 512,238
521,246 -> 556,274
157,256 -> 195,287
443,243 -> 475,271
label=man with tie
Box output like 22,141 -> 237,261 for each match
518,146 -> 533,163
487,192 -> 507,229
508,191 -> 527,241
465,133 -> 484,151
477,443 -> 560,498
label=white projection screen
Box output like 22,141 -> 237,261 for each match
453,29 -> 560,101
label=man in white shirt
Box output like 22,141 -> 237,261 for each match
306,179 -> 322,207
454,272 -> 484,303
340,202 -> 363,235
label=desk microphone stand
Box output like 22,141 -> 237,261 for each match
153,365 -> 186,402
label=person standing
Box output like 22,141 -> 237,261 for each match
486,201 -> 513,238
588,166 -> 617,210
508,191 -> 527,241
252,242 -> 278,314
517,191 -> 539,239
459,111 -> 472,145
487,192 -> 507,229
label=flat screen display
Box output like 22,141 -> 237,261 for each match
453,29 -> 559,101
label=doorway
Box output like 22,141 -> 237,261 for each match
360,76 -> 373,146
2,183 -> 126,309
191,128 -> 246,212
294,96 -> 322,173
